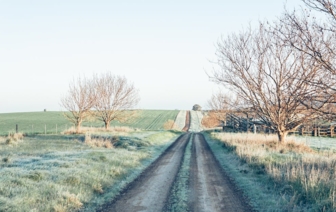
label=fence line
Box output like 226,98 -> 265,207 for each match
0,124 -> 75,136
222,112 -> 336,138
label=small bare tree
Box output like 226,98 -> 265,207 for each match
211,24 -> 334,142
61,77 -> 95,133
207,92 -> 233,126
93,73 -> 140,129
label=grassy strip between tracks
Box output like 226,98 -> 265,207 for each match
0,131 -> 181,212
204,132 -> 336,212
164,133 -> 193,212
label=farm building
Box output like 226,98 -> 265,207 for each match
192,104 -> 202,111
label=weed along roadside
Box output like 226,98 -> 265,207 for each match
0,130 -> 181,211
203,131 -> 336,211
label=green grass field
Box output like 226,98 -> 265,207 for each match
120,110 -> 179,130
0,109 -> 182,211
0,110 -> 180,136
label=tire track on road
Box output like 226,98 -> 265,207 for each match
188,133 -> 253,212
98,131 -> 253,212
99,133 -> 191,212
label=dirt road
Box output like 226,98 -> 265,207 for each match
99,133 -> 191,212
98,133 -> 252,212
182,110 -> 190,132
189,133 -> 251,212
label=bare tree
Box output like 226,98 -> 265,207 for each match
93,73 -> 140,129
211,24 -> 334,142
275,1 -> 336,118
207,92 -> 233,126
61,77 -> 95,133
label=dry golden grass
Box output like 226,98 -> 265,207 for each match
84,133 -> 114,148
3,132 -> 24,145
201,112 -> 221,128
216,133 -> 314,154
213,132 -> 336,210
92,183 -> 104,194
62,192 -> 83,210
63,126 -> 137,135
163,119 -> 178,130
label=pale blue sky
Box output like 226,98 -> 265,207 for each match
0,0 -> 302,113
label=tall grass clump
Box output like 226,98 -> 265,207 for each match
5,132 -> 24,145
84,133 -> 114,148
213,132 -> 336,211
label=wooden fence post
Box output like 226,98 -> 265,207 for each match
16,124 -> 18,133
331,126 -> 334,137
246,116 -> 249,133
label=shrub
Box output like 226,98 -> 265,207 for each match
114,136 -> 150,150
92,183 -> 104,194
62,192 -> 83,210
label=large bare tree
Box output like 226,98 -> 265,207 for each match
211,24 -> 334,142
274,0 -> 336,118
61,77 -> 96,133
93,73 -> 140,129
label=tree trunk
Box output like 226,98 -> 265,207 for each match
76,120 -> 82,134
104,121 -> 110,129
277,131 -> 288,143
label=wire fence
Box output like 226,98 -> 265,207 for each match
0,121 -> 136,136
0,124 -> 72,136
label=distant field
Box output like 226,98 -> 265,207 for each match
116,110 -> 180,130
291,135 -> 336,150
0,110 -> 180,135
